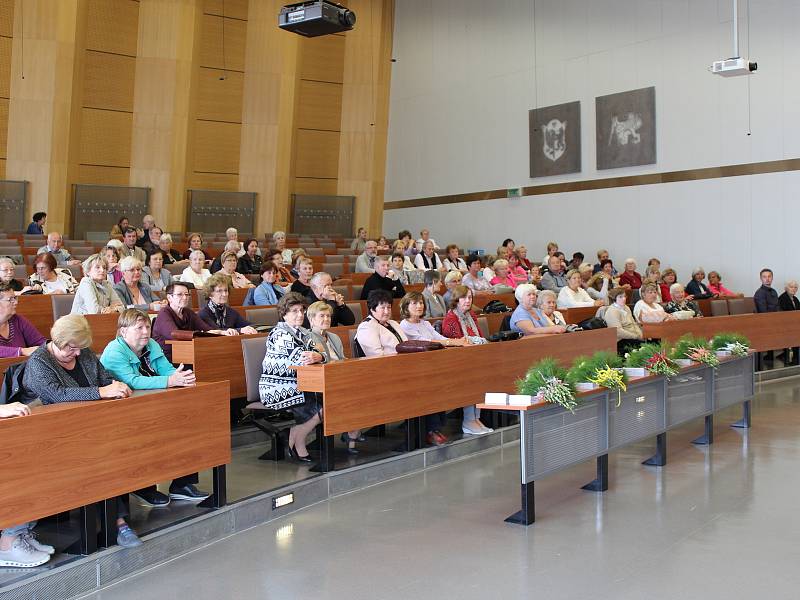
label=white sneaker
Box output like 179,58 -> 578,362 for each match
462,424 -> 485,435
478,423 -> 494,433
0,538 -> 51,568
19,530 -> 55,555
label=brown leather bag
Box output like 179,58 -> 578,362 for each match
395,340 -> 444,353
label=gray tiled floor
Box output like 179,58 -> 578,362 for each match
79,378 -> 800,600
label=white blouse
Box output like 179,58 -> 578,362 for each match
557,286 -> 596,309
633,300 -> 668,323
180,267 -> 211,288
399,319 -> 447,342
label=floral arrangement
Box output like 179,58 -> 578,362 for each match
644,351 -> 679,378
566,351 -> 624,387
670,334 -> 712,362
710,332 -> 751,357
516,358 -> 578,413
624,343 -> 665,368
685,345 -> 720,368
588,365 -> 627,406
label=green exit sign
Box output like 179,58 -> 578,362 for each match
507,187 -> 522,198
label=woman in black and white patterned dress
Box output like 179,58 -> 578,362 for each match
259,292 -> 325,462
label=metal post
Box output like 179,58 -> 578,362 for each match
199,465 -> 227,508
505,482 -> 535,525
732,0 -> 739,58
692,415 -> 714,445
98,499 -> 117,548
310,424 -> 336,472
643,432 -> 667,466
731,399 -> 752,429
581,454 -> 609,492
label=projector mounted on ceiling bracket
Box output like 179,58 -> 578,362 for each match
279,1 -> 356,38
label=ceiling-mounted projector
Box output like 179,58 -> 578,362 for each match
279,1 -> 356,37
710,57 -> 757,77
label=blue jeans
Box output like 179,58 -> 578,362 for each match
2,523 -> 31,537
463,405 -> 481,423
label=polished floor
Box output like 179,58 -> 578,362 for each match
77,377 -> 800,600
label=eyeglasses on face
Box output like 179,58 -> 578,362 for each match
0,295 -> 18,304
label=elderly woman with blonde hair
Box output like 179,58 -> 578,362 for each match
113,256 -> 165,311
558,269 -> 605,309
72,254 -> 124,315
604,287 -> 644,353
664,283 -> 703,318
579,263 -> 609,301
633,282 -> 675,323
509,285 -> 566,335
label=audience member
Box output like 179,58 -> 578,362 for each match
462,254 -> 492,293
209,241 -> 240,273
414,240 -> 445,271
37,232 -> 80,266
618,258 -> 643,290
72,254 -> 124,315
0,283 -> 45,357
100,309 -> 207,505
0,257 -> 27,294
376,236 -> 390,253
707,271 -> 741,298
779,280 -> 800,366
495,246 -> 510,261
290,256 -> 314,296
593,249 -> 617,275
361,255 -> 406,299
540,255 -> 568,293
490,258 -> 517,289
568,252 -> 584,271
158,233 -> 183,264
142,250 -> 173,291
104,245 -> 124,285
659,268 -> 677,302
138,215 -> 156,245
390,252 -> 412,284
517,245 -> 532,271
633,283 -> 674,323
351,227 -> 368,252
422,269 -> 447,318
140,226 -> 161,256
271,231 -> 295,265
558,269 -> 604,308
603,287 -> 644,353
754,268 -> 778,313
110,217 -> 129,237
28,253 -> 78,294
416,229 -> 439,252
356,289 -> 407,358
260,293 -> 324,463
23,315 -> 140,547
248,263 -> 284,306
270,249 -> 294,285
216,250 -> 254,289
443,244 -> 467,272
182,233 -> 206,261
510,285 -> 565,335
501,238 -> 515,254
237,239 -> 262,274
442,271 -> 463,306
198,274 -> 258,334
579,263 -> 608,301
399,291 -> 453,444
507,252 -> 530,286
114,257 -> 164,311
289,249 -> 308,278
26,212 -> 46,235
180,250 -> 212,288
541,241 -> 559,267
482,254 -> 496,282
536,289 -> 569,329
303,272 -> 355,327
441,285 -> 487,341
664,284 -> 703,318
685,267 -> 716,300
355,240 -> 380,273
397,230 -> 418,257
119,228 -> 147,263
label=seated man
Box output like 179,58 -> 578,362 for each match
303,272 -> 355,327
539,255 -> 568,293
36,231 -> 80,266
120,227 -> 147,263
360,255 -> 405,299
354,240 -> 379,273
101,308 -> 208,504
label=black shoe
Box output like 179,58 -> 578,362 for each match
131,489 -> 170,507
340,433 -> 360,455
169,484 -> 210,501
285,442 -> 313,463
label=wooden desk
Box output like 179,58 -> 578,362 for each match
641,312 -> 800,352
561,306 -> 598,325
168,334 -> 267,398
16,294 -> 55,336
84,313 -> 123,353
0,355 -> 26,377
295,327 -> 617,436
0,382 -> 231,534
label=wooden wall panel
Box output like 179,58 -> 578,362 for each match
79,108 -> 133,167
193,120 -> 241,174
0,97 -> 7,158
204,0 -> 248,20
76,164 -> 130,185
294,177 -> 338,196
296,80 -> 342,131
86,0 -> 139,56
0,0 -> 11,38
299,35 -> 345,83
199,14 -> 246,71
0,35 -> 10,99
189,171 -> 239,191
294,129 -> 339,179
0,157 -> 6,179
83,51 -> 135,112
196,68 -> 243,123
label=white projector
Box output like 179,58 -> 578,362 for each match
710,57 -> 757,77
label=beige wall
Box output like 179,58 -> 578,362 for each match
2,0 -> 392,236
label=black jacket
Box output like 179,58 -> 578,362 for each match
778,291 -> 800,311
360,273 -> 406,300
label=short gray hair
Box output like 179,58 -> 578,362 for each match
82,253 -> 108,274
310,271 -> 332,288
536,289 -> 557,307
514,283 -> 538,303
189,250 -> 205,261
118,256 -> 143,272
160,233 -> 173,244
0,257 -> 15,269
272,231 -> 286,240
692,267 -> 705,277
785,280 -> 799,292
669,283 -> 684,295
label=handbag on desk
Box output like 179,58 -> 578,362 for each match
395,340 -> 444,353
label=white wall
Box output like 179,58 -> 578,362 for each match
383,0 -> 800,293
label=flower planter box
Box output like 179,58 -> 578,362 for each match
575,382 -> 600,392
623,367 -> 647,378
674,358 -> 694,367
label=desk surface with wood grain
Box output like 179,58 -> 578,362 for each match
0,381 -> 231,530
642,312 -> 800,351
294,327 -> 617,436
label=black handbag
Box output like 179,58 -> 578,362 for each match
578,317 -> 607,330
483,300 -> 511,314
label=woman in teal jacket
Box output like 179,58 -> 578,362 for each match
100,308 -> 209,505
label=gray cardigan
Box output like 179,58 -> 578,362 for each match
310,331 -> 344,361
141,266 -> 173,292
113,280 -> 157,309
23,345 -> 112,404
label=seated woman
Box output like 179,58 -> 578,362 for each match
104,245 -> 123,285
659,268 -> 678,302
210,241 -> 241,273
180,250 -> 212,288
217,250 -> 254,289
397,230 -> 418,257
307,301 -> 361,454
462,254 -> 492,293
685,267 -> 716,300
289,249 -> 308,279
290,256 -> 314,296
142,250 -> 174,292
0,282 -> 45,357
22,314 -> 141,548
490,259 -> 518,289
509,285 -> 566,335
270,249 -> 294,286
603,287 -> 644,354
0,257 -> 31,294
664,283 -> 703,318
356,289 -> 408,356
248,263 -> 285,306
400,292 -> 490,439
29,253 -> 78,295
481,254 -> 496,283
158,233 -> 184,265
643,265 -> 663,302
100,309 -> 208,504
414,240 -> 445,271
422,269 -> 448,318
110,216 -> 129,237
541,241 -> 559,268
443,244 -> 467,272
618,258 -> 642,289
441,285 -> 489,342
507,252 -> 529,287
198,274 -> 258,334
558,269 -> 605,309
442,270 -> 463,306
390,251 -> 412,285
72,254 -> 124,315
580,263 -> 609,301
259,293 -> 325,462
182,233 -> 206,261
707,271 -> 741,298
114,256 -> 165,311
536,290 -> 570,329
376,236 -> 391,253
633,282 -> 675,323
152,282 -> 233,360
237,239 -> 262,275
517,245 -> 532,271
